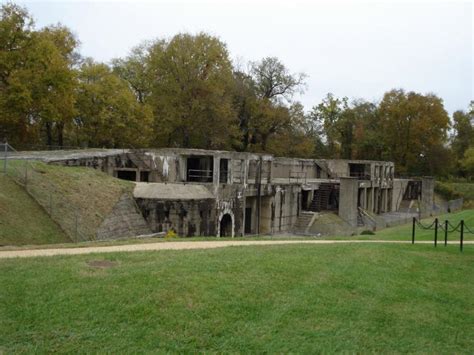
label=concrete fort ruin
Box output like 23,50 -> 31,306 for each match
15,148 -> 438,239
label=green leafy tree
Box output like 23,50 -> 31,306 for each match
0,4 -> 77,147
0,3 -> 35,144
111,42 -> 153,104
147,33 -> 240,149
74,59 -> 152,148
460,147 -> 474,177
378,89 -> 450,175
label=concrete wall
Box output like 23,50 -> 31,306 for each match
97,193 -> 152,240
338,178 -> 359,226
392,179 -> 411,211
135,198 -> 216,237
421,177 -> 435,213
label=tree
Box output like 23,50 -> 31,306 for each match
460,147 -> 474,178
74,59 -> 152,148
30,25 -> 78,147
0,3 -> 35,144
0,4 -> 78,147
451,106 -> 473,159
266,102 -> 315,157
309,94 -> 348,158
378,89 -> 450,175
111,42 -> 153,104
147,33 -> 240,149
250,57 -> 306,102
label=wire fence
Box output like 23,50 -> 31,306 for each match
412,216 -> 472,251
1,142 -> 91,242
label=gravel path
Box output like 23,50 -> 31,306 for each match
0,240 -> 472,259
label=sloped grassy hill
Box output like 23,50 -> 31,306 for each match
0,174 -> 68,246
3,161 -> 134,244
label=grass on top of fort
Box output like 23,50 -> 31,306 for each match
1,241 -> 473,352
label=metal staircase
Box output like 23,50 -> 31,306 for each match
309,183 -> 339,212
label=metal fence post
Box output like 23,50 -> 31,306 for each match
444,220 -> 448,246
411,217 -> 416,244
460,220 -> 464,252
434,218 -> 438,247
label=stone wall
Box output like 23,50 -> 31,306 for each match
135,198 -> 216,237
96,193 -> 152,240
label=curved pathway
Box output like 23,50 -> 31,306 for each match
0,239 -> 472,259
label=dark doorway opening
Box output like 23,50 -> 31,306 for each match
219,159 -> 229,183
349,163 -> 369,180
117,170 -> 137,181
220,213 -> 233,237
245,207 -> 252,234
301,190 -> 310,210
140,171 -> 150,182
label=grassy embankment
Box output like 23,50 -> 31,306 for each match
0,243 -> 473,353
0,174 -> 69,245
2,161 -> 133,244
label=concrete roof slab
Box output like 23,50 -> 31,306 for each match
133,182 -> 214,200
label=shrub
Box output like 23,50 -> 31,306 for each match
360,230 -> 375,235
164,229 -> 178,239
435,181 -> 462,201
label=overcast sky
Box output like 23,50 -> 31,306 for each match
13,0 -> 474,114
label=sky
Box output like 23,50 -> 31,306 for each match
12,0 -> 474,114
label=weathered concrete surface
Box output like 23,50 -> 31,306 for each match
339,177 -> 359,226
96,193 -> 151,240
133,182 -> 214,200
422,177 -> 435,213
7,149 -> 128,162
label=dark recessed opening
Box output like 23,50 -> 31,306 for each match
117,170 -> 137,181
219,159 -> 229,183
140,171 -> 150,182
187,156 -> 213,182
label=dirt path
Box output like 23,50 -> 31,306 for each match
0,240 -> 472,259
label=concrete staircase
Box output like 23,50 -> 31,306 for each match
293,211 -> 317,235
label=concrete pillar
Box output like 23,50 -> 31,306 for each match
421,177 -> 435,213
339,177 -> 359,227
363,188 -> 367,209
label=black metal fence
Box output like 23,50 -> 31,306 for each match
411,217 -> 473,252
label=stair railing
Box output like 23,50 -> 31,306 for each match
358,207 -> 377,229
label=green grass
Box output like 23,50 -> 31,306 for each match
0,244 -> 473,353
0,174 -> 69,246
5,160 -> 133,241
359,209 -> 474,242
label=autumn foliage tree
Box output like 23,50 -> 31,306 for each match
1,2 -> 471,178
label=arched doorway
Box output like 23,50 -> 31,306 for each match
219,213 -> 233,237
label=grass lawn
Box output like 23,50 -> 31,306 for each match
355,209 -> 474,242
0,243 -> 473,353
0,174 -> 69,246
